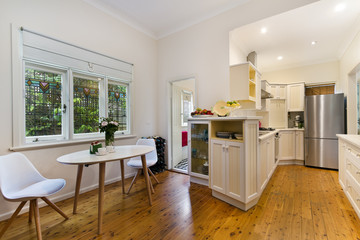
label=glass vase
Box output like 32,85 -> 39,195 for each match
105,131 -> 114,147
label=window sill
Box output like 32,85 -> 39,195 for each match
10,134 -> 137,151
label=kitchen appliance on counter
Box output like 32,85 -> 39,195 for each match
304,93 -> 345,169
295,115 -> 301,128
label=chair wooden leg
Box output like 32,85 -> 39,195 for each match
127,169 -> 141,194
41,197 -> 69,220
29,201 -> 33,223
0,201 -> 27,238
31,199 -> 42,240
149,175 -> 155,194
148,168 -> 160,184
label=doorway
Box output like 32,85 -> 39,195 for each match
170,78 -> 196,173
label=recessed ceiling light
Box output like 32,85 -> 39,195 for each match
277,56 -> 283,60
334,3 -> 346,12
261,27 -> 267,34
311,41 -> 317,45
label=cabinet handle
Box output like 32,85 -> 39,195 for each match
348,148 -> 352,151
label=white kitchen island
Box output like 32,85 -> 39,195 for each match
188,116 -> 262,211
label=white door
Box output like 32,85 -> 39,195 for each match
279,131 -> 295,160
287,83 -> 304,111
269,99 -> 286,128
171,78 -> 195,172
267,137 -> 275,177
211,139 -> 226,194
259,140 -> 268,191
172,85 -> 183,168
295,131 -> 304,160
226,141 -> 245,201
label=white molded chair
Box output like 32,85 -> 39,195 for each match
127,139 -> 159,194
0,152 -> 68,240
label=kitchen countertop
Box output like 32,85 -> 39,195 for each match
337,134 -> 360,149
188,116 -> 262,121
259,128 -> 304,141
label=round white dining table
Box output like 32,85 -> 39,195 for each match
57,145 -> 155,235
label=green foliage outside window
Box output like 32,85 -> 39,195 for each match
25,68 -> 128,138
25,68 -> 62,137
73,77 -> 100,134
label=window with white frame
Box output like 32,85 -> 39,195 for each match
181,90 -> 193,127
12,26 -> 132,147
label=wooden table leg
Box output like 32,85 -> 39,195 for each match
120,160 -> 125,194
141,155 -> 152,206
73,164 -> 84,214
98,162 -> 106,235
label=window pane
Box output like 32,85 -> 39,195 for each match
182,91 -> 193,126
108,82 -> 127,131
73,77 -> 100,134
25,68 -> 62,137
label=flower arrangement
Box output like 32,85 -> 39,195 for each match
99,118 -> 119,146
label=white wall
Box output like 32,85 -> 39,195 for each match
261,60 -> 340,85
158,0 -> 318,148
339,30 -> 360,134
0,0 -> 158,219
229,33 -> 247,66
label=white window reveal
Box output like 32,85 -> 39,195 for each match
181,90 -> 193,127
12,25 -> 133,147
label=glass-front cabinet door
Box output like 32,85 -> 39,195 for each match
189,122 -> 209,179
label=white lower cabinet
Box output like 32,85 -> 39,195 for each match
295,131 -> 304,160
278,130 -> 304,164
339,139 -> 346,188
279,131 -> 295,160
211,139 -> 245,202
338,135 -> 360,220
259,135 -> 276,192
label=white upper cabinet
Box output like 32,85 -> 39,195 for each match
287,83 -> 305,111
230,62 -> 261,110
269,99 -> 287,128
270,84 -> 287,99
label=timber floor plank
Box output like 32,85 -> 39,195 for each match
1,166 -> 360,239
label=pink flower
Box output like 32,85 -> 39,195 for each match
110,121 -> 119,126
101,121 -> 108,127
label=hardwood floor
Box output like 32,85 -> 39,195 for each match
1,165 -> 360,239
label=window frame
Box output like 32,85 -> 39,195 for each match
23,61 -> 69,144
71,71 -> 106,140
180,90 -> 193,127
15,60 -> 132,147
11,25 -> 133,148
107,77 -> 131,135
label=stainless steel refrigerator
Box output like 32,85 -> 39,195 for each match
304,93 -> 345,169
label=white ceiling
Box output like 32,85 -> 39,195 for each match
83,0 -> 250,39
230,0 -> 360,72
83,0 -> 360,72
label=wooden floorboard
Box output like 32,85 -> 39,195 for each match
1,165 -> 360,240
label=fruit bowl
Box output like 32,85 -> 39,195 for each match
191,108 -> 213,117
